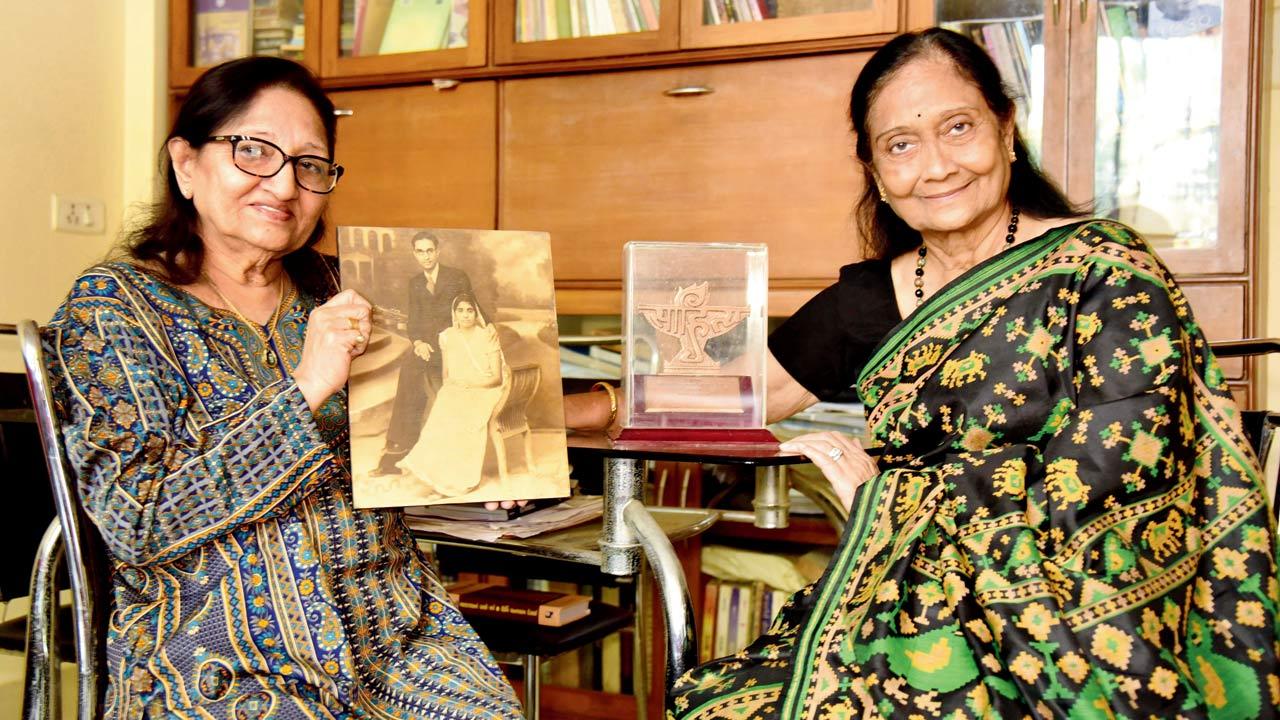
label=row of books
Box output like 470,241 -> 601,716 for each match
516,0 -> 660,42
948,18 -> 1037,106
342,0 -> 469,57
193,0 -> 304,67
699,579 -> 789,662
702,0 -> 776,25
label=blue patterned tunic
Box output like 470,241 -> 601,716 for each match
45,261 -> 523,720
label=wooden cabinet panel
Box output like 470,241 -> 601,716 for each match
501,53 -> 868,314
321,82 -> 498,254
1182,282 -> 1246,381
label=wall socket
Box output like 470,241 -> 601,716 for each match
51,194 -> 106,234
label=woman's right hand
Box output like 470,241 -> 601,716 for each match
293,289 -> 372,412
778,432 -> 877,512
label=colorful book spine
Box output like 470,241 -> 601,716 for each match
700,580 -> 719,663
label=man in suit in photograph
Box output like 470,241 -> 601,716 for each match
372,231 -> 474,475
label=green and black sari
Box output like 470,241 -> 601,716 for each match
669,220 -> 1280,719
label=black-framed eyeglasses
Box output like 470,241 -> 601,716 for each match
207,135 -> 344,194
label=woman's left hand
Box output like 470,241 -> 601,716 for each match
779,432 -> 878,512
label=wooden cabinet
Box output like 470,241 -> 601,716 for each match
319,82 -> 499,254
500,53 -> 865,314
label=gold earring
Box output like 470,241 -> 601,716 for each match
875,182 -> 888,202
1008,148 -> 1017,163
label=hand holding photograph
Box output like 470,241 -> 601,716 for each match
339,226 -> 572,509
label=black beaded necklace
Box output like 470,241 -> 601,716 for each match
914,207 -> 1020,307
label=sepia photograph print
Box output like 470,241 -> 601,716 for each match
339,226 -> 572,509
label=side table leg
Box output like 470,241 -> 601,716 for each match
523,654 -> 540,720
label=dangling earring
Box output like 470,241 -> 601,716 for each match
1008,147 -> 1017,163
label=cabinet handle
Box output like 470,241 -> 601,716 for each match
1079,0 -> 1086,23
1051,0 -> 1060,24
431,78 -> 461,90
664,85 -> 714,97
333,108 -> 354,117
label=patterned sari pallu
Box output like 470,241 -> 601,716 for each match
670,221 -> 1280,719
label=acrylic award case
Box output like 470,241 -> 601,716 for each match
619,242 -> 772,444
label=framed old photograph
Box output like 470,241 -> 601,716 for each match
339,226 -> 572,509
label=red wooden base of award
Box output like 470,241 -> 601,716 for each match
614,427 -> 778,444
617,374 -> 777,445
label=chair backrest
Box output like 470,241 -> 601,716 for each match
18,320 -> 109,720
492,363 -> 541,434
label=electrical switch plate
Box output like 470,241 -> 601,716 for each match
51,194 -> 106,234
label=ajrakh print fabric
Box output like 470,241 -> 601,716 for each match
46,262 -> 523,719
669,221 -> 1280,719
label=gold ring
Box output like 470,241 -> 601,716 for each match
348,317 -> 359,330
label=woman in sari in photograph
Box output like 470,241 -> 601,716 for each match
665,28 -> 1280,718
398,293 -> 507,498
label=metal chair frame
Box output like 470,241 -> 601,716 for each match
19,319 -> 106,720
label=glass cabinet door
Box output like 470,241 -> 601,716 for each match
494,0 -> 679,63
936,0 -> 1048,169
174,0 -> 319,87
339,0 -> 467,57
322,0 -> 487,76
194,0 -> 306,64
680,0 -> 896,49
1085,0 -> 1243,273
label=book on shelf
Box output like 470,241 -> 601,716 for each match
447,581 -> 592,626
700,580 -> 719,663
194,0 -> 252,66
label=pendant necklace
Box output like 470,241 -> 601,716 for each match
204,271 -> 293,368
915,207 -> 1020,307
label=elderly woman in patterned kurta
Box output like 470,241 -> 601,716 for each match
665,28 -> 1280,719
44,57 -> 523,719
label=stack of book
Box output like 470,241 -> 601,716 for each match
253,0 -> 304,59
447,580 -> 593,626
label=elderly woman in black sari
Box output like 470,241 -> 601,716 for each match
651,28 -> 1279,719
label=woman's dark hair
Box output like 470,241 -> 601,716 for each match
849,27 -> 1083,260
126,56 -> 339,299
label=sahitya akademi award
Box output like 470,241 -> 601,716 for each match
619,242 -> 773,444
